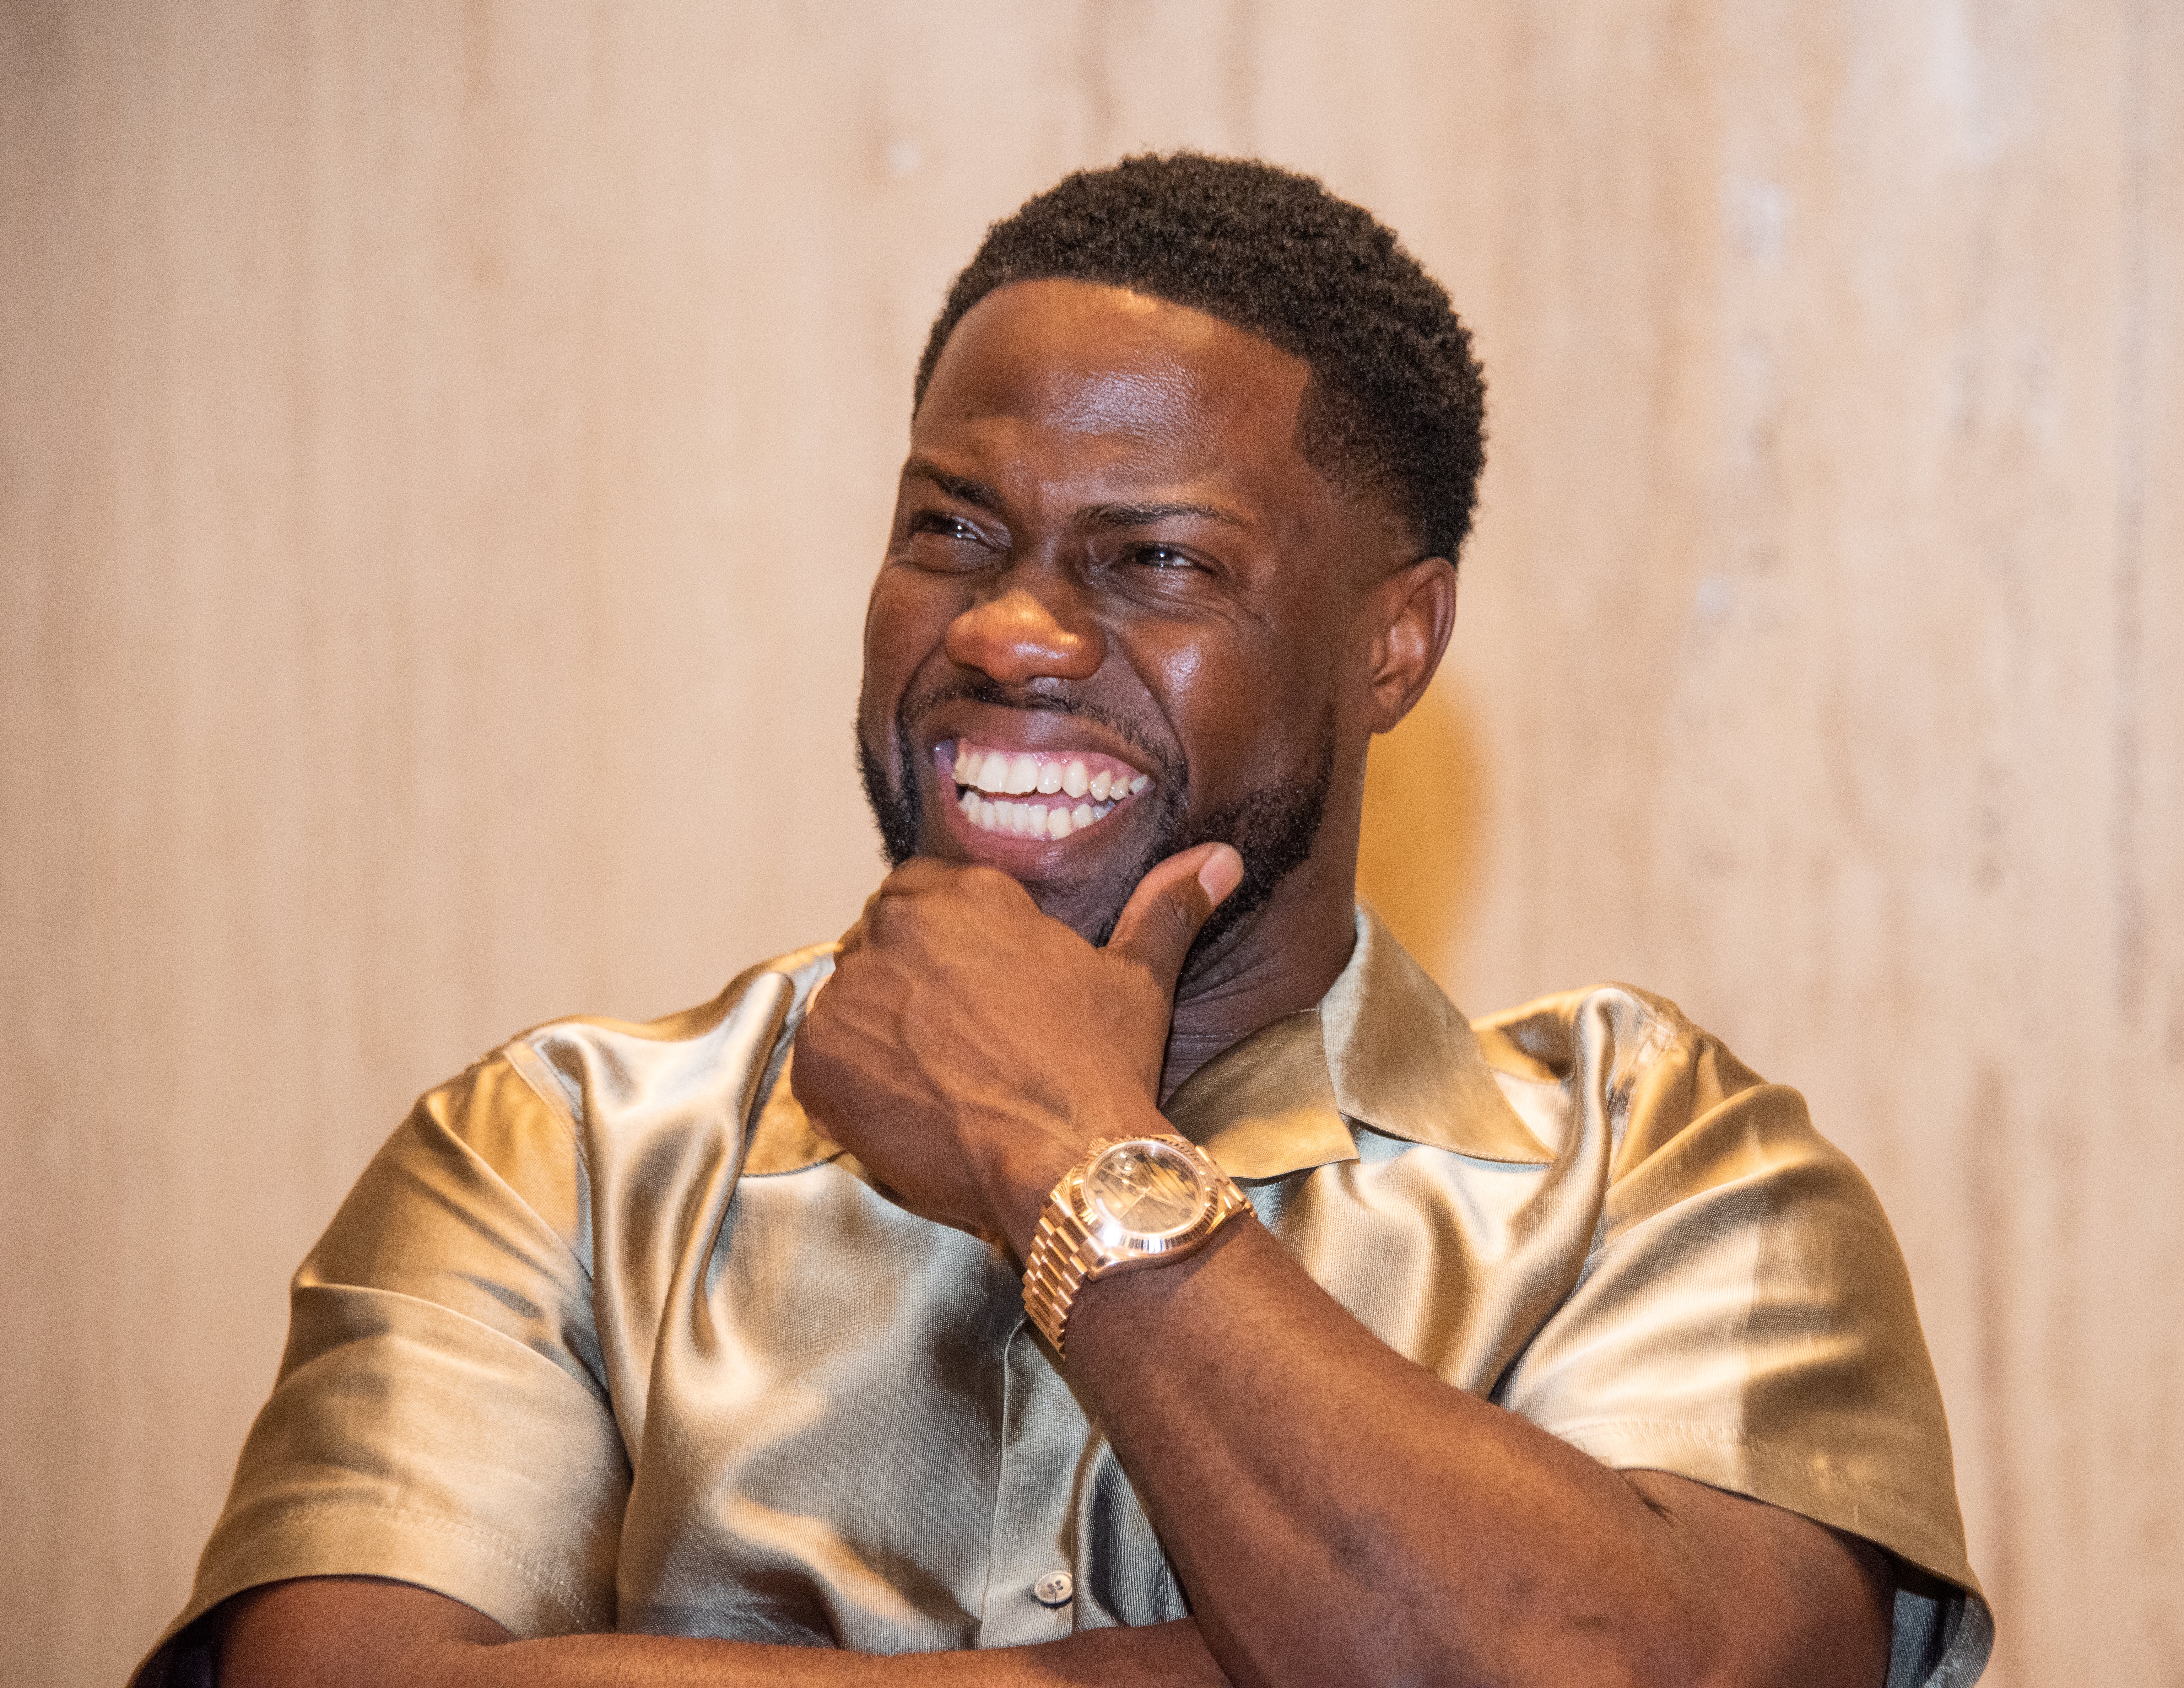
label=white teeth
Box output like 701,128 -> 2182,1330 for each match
950,741 -> 1151,837
952,793 -> 1119,840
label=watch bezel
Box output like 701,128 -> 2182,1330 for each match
1022,1132 -> 1250,1356
1065,1136 -> 1227,1264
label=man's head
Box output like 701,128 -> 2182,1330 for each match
858,154 -> 1485,973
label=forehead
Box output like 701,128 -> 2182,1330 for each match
912,280 -> 1317,488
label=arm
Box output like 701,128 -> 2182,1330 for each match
1065,1209 -> 1893,1688
792,853 -> 1895,1688
218,1578 -> 1231,1687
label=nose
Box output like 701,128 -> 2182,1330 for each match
943,579 -> 1103,686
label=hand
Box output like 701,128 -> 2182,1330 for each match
791,842 -> 1243,1253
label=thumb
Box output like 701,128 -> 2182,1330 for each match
1103,842 -> 1245,987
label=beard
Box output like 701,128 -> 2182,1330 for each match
857,680 -> 1337,986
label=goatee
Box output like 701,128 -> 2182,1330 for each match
856,692 -> 1336,986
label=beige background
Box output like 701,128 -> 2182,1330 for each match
3,3 -> 2177,1683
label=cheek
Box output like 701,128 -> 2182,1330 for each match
1140,624 -> 1323,790
861,571 -> 959,732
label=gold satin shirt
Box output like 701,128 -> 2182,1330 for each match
138,908 -> 1991,1686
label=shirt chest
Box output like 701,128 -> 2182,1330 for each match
595,1143 -> 1573,1648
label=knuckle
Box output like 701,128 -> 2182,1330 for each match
1157,894 -> 1200,938
886,858 -> 941,892
958,863 -> 1018,901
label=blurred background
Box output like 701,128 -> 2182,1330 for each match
2,3 -> 2177,1683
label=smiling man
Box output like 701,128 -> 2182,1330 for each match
139,156 -> 1990,1688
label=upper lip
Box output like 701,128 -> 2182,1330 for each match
915,701 -> 1156,775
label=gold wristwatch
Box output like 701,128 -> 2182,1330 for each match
1021,1133 -> 1251,1356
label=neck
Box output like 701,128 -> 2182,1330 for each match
1157,854 -> 1360,1104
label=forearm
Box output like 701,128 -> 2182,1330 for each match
791,857 -> 1888,1688
218,1579 -> 1230,1688
1065,1219 -> 1887,1688
473,1625 -> 1225,1688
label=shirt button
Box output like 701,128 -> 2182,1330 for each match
1032,1571 -> 1075,1607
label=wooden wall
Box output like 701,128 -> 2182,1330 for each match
3,4 -> 2176,1683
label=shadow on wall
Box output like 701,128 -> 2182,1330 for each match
1356,678 -> 1487,995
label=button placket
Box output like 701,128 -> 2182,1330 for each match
979,1319 -> 1087,1644
1032,1570 -> 1075,1607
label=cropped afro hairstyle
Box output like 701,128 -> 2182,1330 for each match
914,152 -> 1487,562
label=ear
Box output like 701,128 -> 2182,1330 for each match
1361,557 -> 1457,733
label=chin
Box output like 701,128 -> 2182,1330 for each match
918,784 -> 1147,938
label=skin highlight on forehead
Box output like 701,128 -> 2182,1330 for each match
925,282 -> 1314,467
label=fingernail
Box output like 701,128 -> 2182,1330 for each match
1196,844 -> 1244,905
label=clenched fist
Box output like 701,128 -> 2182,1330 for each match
791,843 -> 1243,1255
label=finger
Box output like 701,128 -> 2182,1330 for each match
788,1022 -> 840,1145
1102,842 -> 1245,988
876,857 -> 958,895
872,857 -> 1029,914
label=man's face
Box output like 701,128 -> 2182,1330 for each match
858,279 -> 1406,953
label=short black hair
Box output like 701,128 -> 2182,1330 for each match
914,152 -> 1487,562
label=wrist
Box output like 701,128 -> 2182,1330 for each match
1018,1128 -> 1252,1357
991,1096 -> 1173,1258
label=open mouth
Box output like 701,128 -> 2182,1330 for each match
943,738 -> 1152,842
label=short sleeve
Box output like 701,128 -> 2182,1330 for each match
1492,1003 -> 1994,1687
131,1053 -> 629,1686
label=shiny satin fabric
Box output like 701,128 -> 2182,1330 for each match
135,907 -> 1991,1686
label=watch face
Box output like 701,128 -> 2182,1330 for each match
1083,1139 -> 1210,1238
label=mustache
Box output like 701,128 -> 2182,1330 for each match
894,675 -> 1180,785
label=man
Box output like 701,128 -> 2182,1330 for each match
138,155 -> 1990,1687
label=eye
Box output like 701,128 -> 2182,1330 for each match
900,509 -> 1003,571
1125,542 -> 1201,571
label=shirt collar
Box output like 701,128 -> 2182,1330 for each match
745,904 -> 1552,1182
1166,904 -> 1553,1177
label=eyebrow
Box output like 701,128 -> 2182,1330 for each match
901,458 -> 1250,533
902,459 -> 1007,514
1077,499 -> 1250,533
